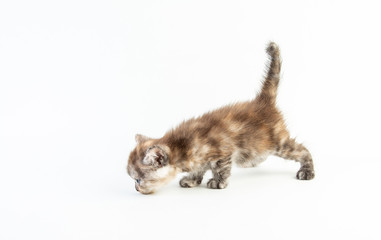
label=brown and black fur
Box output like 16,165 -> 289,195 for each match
127,42 -> 315,194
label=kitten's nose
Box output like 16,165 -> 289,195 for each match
135,184 -> 140,192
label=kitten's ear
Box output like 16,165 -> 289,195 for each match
142,146 -> 168,167
135,134 -> 150,143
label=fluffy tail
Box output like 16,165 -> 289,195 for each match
259,42 -> 282,102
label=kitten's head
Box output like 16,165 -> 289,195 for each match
127,134 -> 176,194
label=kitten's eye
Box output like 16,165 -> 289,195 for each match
136,179 -> 141,184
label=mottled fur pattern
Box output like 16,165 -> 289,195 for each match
127,42 -> 315,194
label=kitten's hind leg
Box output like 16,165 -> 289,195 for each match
276,138 -> 315,180
179,167 -> 207,188
207,157 -> 232,189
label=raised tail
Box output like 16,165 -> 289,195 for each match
259,42 -> 282,102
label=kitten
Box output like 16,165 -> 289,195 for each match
127,42 -> 315,194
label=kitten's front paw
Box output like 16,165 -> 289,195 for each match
207,179 -> 228,189
296,168 -> 315,180
180,177 -> 202,188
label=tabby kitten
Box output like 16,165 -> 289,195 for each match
127,42 -> 315,194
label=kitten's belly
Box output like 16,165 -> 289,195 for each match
232,150 -> 270,168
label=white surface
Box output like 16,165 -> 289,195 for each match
1,0 -> 381,239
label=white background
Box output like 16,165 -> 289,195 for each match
1,0 -> 380,239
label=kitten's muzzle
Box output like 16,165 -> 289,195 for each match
135,183 -> 140,192
135,184 -> 154,195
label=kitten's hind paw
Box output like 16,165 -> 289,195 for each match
179,177 -> 202,188
296,168 -> 315,180
207,179 -> 228,189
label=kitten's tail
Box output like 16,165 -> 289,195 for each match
259,42 -> 282,103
